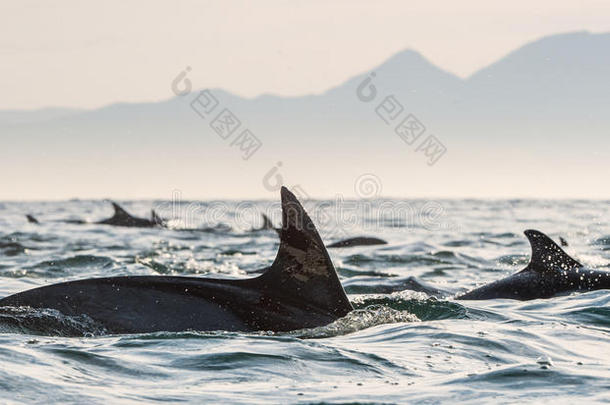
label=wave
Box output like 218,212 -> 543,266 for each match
0,306 -> 107,336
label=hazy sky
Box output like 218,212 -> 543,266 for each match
1,0 -> 609,110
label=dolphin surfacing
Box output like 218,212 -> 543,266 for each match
326,237 -> 388,248
23,202 -> 164,228
457,230 -> 610,301
250,214 -> 279,233
0,188 -> 353,334
96,202 -> 162,228
254,215 -> 388,248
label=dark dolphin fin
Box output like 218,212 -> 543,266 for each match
26,215 -> 39,224
262,213 -> 281,236
258,187 -> 353,318
111,202 -> 131,218
261,214 -> 275,230
151,209 -> 165,226
523,230 -> 582,273
327,237 -> 388,248
559,237 -> 569,247
96,202 -> 140,226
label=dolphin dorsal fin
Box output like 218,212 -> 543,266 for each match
261,214 -> 274,230
259,187 -> 353,317
26,214 -> 39,224
151,209 -> 164,226
524,230 -> 582,273
110,202 -> 132,219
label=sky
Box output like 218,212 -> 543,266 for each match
1,1 -> 609,201
1,0 -> 610,110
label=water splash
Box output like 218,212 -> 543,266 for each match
289,304 -> 419,339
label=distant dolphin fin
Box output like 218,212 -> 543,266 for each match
151,209 -> 165,226
26,214 -> 39,224
258,187 -> 353,317
523,230 -> 582,273
111,202 -> 132,219
327,236 -> 388,248
261,214 -> 275,230
96,201 -> 154,227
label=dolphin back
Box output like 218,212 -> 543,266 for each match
0,187 -> 352,334
256,187 -> 353,318
457,230 -> 607,301
96,202 -> 157,228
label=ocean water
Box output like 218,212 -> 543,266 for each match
0,199 -> 609,404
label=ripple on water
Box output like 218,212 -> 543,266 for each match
0,240 -> 27,256
0,199 -> 609,403
0,306 -> 107,336
289,304 -> 419,339
593,235 -> 610,251
4,255 -> 116,278
351,293 -> 499,322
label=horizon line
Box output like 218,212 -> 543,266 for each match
3,195 -> 609,203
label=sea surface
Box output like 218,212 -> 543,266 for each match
0,199 -> 609,404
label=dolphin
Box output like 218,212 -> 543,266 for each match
257,214 -> 387,248
25,202 -> 164,228
96,202 -> 163,228
26,214 -> 80,224
260,213 -> 275,231
343,275 -> 448,297
150,209 -> 166,227
457,230 -> 610,300
326,237 -> 388,248
250,214 -> 278,233
0,187 -> 353,334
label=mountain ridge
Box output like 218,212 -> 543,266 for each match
1,31 -> 608,200
4,30 -> 604,123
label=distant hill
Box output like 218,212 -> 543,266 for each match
1,32 -> 608,200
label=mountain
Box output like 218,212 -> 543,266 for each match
467,31 -> 610,119
1,32 -> 609,200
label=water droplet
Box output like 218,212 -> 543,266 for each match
536,356 -> 553,369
